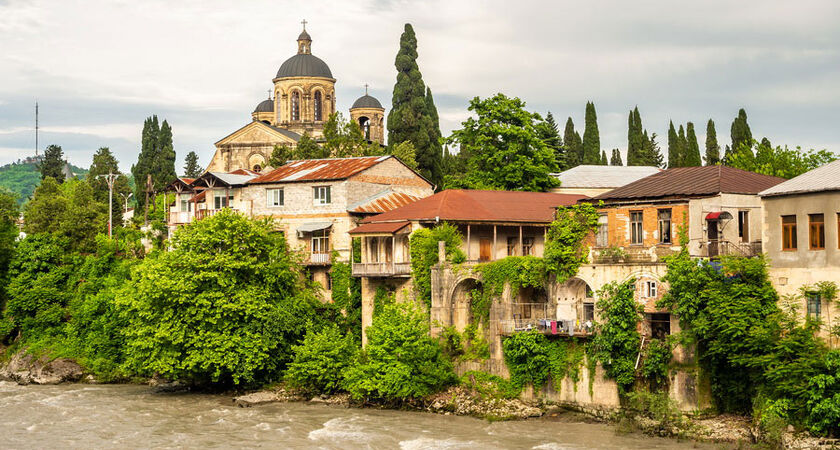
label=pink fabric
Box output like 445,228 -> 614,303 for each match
551,321 -> 557,334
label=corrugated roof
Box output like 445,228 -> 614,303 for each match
349,189 -> 423,214
592,166 -> 785,202
209,172 -> 260,186
361,189 -> 588,224
349,221 -> 410,234
249,156 -> 391,184
551,165 -> 661,188
759,159 -> 840,197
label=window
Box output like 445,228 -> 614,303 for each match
213,191 -> 231,210
596,214 -> 608,247
313,186 -> 331,205
291,91 -> 300,121
807,293 -> 821,319
738,211 -> 750,243
583,303 -> 595,322
648,313 -> 671,338
630,211 -> 643,245
311,229 -> 329,254
585,284 -> 594,299
809,214 -> 825,250
325,273 -> 332,291
782,215 -> 797,250
507,237 -> 517,256
314,91 -> 322,121
180,199 -> 191,212
657,209 -> 672,244
266,188 -> 284,207
642,280 -> 657,298
369,237 -> 379,263
521,237 -> 534,256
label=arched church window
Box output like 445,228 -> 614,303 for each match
314,91 -> 322,121
291,91 -> 300,121
359,116 -> 370,140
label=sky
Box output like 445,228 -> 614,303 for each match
1,0 -> 839,172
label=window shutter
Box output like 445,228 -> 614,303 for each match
266,189 -> 273,207
279,188 -> 284,206
326,186 -> 331,204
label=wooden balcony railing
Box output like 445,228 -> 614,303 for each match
352,262 -> 412,277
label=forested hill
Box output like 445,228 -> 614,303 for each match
0,160 -> 88,204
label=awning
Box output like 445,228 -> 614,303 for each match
296,222 -> 332,237
705,211 -> 733,220
349,221 -> 410,235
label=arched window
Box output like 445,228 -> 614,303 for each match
359,116 -> 370,140
314,91 -> 322,121
291,91 -> 300,121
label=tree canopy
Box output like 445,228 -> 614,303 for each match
183,151 -> 201,178
582,101 -> 601,165
39,145 -> 66,182
87,147 -> 131,217
23,178 -> 106,253
131,116 -> 177,215
726,140 -> 837,179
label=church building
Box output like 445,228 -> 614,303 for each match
206,24 -> 386,173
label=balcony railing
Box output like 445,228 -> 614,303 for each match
499,302 -> 593,337
307,252 -> 331,265
352,262 -> 412,277
699,240 -> 762,258
168,211 -> 194,224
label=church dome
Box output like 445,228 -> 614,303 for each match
276,54 -> 333,79
351,94 -> 383,109
253,98 -> 274,113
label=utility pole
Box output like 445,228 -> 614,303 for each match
144,174 -> 153,226
96,172 -> 119,238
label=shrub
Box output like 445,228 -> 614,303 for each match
344,302 -> 456,401
409,224 -> 465,306
503,330 -> 551,389
641,338 -> 672,387
285,325 -> 358,395
590,280 -> 642,392
460,370 -> 520,400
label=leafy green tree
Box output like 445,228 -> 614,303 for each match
269,144 -> 295,167
684,122 -> 702,166
388,141 -> 418,170
183,151 -> 201,177
705,119 -> 720,165
641,131 -> 665,168
410,223 -> 465,306
537,112 -> 565,170
285,325 -> 358,394
387,24 -> 442,187
729,108 -> 753,160
24,178 -> 106,254
295,133 -> 329,160
610,149 -> 623,166
591,279 -> 642,392
582,101 -> 601,165
344,301 -> 456,401
39,144 -> 66,182
131,116 -> 177,215
118,209 -> 322,386
543,203 -> 600,282
727,140 -> 837,179
323,112 -> 373,157
0,189 -> 18,308
446,93 -> 559,191
563,117 -> 582,168
87,147 -> 131,219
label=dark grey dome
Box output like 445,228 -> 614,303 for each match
298,29 -> 311,41
275,54 -> 333,79
351,94 -> 383,109
253,98 -> 274,113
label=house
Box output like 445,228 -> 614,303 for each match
165,156 -> 434,296
349,189 -> 587,345
550,165 -> 661,197
759,160 -> 840,345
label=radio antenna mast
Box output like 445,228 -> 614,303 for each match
35,101 -> 39,156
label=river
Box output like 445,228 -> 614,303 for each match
0,381 -> 712,449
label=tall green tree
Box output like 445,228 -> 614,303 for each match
729,108 -> 752,160
600,149 -> 608,165
684,122 -> 702,166
537,112 -> 565,170
667,121 -> 680,168
445,94 -> 559,191
183,151 -> 201,177
563,118 -> 582,168
87,147 -> 131,218
388,141 -> 419,170
0,189 -> 17,308
131,116 -> 177,215
23,178 -> 106,253
626,107 -> 645,166
582,101 -> 601,165
610,149 -> 623,166
424,87 -> 444,173
323,112 -> 372,157
387,24 -> 442,187
705,119 -> 720,165
642,131 -> 665,168
39,145 -> 66,182
727,140 -> 837,179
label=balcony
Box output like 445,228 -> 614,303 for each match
352,262 -> 412,277
168,211 -> 194,224
698,240 -> 762,258
498,303 -> 593,337
306,252 -> 331,265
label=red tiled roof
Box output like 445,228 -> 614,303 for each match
181,178 -> 195,185
350,191 -> 423,214
361,190 -> 588,224
592,166 -> 785,202
349,221 -> 410,234
249,156 -> 390,184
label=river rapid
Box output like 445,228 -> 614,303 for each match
0,382 -> 712,449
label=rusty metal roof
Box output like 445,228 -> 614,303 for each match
349,221 -> 410,234
249,156 -> 392,184
361,189 -> 588,224
592,166 -> 785,202
349,189 -> 423,214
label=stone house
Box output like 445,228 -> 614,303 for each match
759,160 -> 840,346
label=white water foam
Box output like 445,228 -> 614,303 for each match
308,417 -> 373,443
399,437 -> 479,450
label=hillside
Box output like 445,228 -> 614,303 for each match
0,159 -> 89,204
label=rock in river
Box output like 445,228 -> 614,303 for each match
0,351 -> 84,385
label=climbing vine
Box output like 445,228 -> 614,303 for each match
589,279 -> 643,393
409,223 -> 466,307
471,256 -> 546,324
502,331 -> 589,392
543,202 -> 601,283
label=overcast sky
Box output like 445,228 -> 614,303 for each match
1,0 -> 839,172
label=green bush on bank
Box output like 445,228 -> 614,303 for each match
285,325 -> 358,395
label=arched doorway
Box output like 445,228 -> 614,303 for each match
451,278 -> 482,332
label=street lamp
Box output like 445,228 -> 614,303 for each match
120,192 -> 133,214
96,172 -> 119,238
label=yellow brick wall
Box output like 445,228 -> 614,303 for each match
598,203 -> 689,248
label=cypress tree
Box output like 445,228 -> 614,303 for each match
643,131 -> 665,168
705,119 -> 720,165
387,24 -> 442,187
157,120 -> 177,188
729,108 -> 752,158
677,124 -> 687,167
667,121 -> 679,168
626,107 -> 644,166
39,144 -> 66,182
538,112 -> 565,170
610,149 -> 623,166
563,117 -> 581,168
600,150 -> 608,165
183,151 -> 201,177
424,87 -> 444,177
131,115 -> 177,215
684,122 -> 702,166
582,101 -> 600,165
